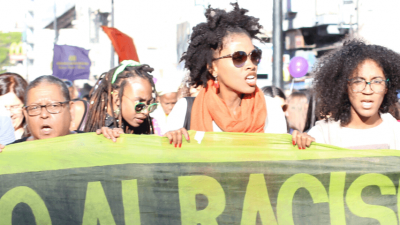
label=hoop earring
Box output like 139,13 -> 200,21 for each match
214,76 -> 219,89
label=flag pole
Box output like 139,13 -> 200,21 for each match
54,0 -> 57,44
110,0 -> 115,69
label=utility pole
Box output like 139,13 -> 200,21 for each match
272,0 -> 283,89
110,0 -> 115,69
54,0 -> 57,44
356,0 -> 360,34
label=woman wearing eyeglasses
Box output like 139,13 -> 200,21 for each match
0,73 -> 28,139
84,61 -> 158,135
293,40 -> 400,150
164,3 -> 287,147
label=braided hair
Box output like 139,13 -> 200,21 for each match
181,3 -> 263,88
85,64 -> 156,134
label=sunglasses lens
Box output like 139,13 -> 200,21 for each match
232,51 -> 247,68
135,103 -> 145,112
251,49 -> 262,65
148,104 -> 158,113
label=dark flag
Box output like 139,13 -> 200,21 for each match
52,44 -> 91,81
101,26 -> 140,63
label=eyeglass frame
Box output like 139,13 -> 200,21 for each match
347,77 -> 389,93
212,48 -> 262,68
23,101 -> 70,116
4,104 -> 24,113
122,95 -> 158,113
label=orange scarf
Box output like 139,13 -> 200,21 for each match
190,80 -> 266,133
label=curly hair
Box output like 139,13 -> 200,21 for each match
181,3 -> 263,87
313,39 -> 400,126
85,64 -> 156,134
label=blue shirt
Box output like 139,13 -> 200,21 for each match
0,104 -> 15,145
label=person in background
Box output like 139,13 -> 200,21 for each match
1,75 -> 121,151
176,72 -> 191,100
285,92 -> 311,134
261,86 -> 287,111
69,98 -> 90,132
62,80 -> 90,132
85,60 -> 158,134
293,40 -> 400,150
151,80 -> 179,136
0,73 -> 28,139
165,3 -> 287,147
80,83 -> 93,101
63,80 -> 79,100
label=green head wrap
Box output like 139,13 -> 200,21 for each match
111,60 -> 141,84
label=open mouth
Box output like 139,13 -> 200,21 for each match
245,75 -> 256,86
41,125 -> 52,135
361,100 -> 373,109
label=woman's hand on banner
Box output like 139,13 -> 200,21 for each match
164,128 -> 190,148
96,127 -> 124,142
292,130 -> 315,149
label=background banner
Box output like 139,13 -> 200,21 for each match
52,44 -> 91,81
1,132 -> 400,224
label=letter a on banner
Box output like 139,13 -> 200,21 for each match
241,174 -> 277,225
82,182 -> 117,225
178,175 -> 226,225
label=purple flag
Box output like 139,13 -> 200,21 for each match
52,44 -> 91,80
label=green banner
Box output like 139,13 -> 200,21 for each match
1,131 -> 400,224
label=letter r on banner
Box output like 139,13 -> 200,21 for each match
178,175 -> 226,225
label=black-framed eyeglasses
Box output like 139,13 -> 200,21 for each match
24,101 -> 70,116
212,48 -> 262,68
348,78 -> 389,93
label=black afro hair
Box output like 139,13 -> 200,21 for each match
313,39 -> 400,126
180,3 -> 263,88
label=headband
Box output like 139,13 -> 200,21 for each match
111,60 -> 141,84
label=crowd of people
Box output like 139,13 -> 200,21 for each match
1,3 -> 400,151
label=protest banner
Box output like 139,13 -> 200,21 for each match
52,44 -> 91,81
1,131 -> 400,224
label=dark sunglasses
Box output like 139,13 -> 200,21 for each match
212,48 -> 262,68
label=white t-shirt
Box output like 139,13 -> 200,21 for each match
150,105 -> 168,136
308,113 -> 400,150
166,96 -> 287,133
0,103 -> 15,145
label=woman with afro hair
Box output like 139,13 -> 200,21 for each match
165,3 -> 287,147
293,39 -> 400,150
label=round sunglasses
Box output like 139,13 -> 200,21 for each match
134,102 -> 158,113
212,48 -> 262,68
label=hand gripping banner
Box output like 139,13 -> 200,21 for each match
1,131 -> 400,224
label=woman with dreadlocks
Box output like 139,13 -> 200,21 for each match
293,40 -> 400,150
85,60 -> 158,139
165,3 -> 287,147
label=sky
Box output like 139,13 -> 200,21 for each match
0,0 -> 26,32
